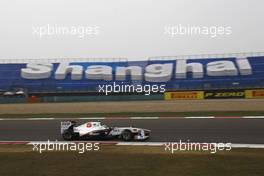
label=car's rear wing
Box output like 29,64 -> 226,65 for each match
60,121 -> 73,134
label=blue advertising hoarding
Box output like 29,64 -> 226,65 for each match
0,56 -> 263,93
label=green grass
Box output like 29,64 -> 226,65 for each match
0,146 -> 264,176
1,111 -> 264,118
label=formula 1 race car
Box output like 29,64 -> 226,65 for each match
61,121 -> 151,141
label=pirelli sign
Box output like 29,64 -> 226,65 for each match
245,89 -> 264,99
164,91 -> 204,100
164,89 -> 264,100
204,90 -> 245,99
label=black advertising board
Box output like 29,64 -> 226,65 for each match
204,90 -> 245,99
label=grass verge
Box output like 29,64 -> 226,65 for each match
0,145 -> 263,176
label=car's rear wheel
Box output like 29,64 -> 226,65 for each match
62,130 -> 74,140
121,130 -> 133,141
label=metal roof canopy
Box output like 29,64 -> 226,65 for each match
0,52 -> 264,63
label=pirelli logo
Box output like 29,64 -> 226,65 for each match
164,91 -> 204,100
253,91 -> 264,97
245,90 -> 264,98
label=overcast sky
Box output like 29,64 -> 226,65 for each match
0,0 -> 263,61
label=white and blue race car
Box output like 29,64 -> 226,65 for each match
61,121 -> 151,141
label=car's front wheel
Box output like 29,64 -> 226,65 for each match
121,130 -> 134,141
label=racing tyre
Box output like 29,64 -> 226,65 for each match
62,129 -> 74,140
121,130 -> 133,141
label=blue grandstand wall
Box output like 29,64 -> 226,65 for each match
0,56 -> 263,93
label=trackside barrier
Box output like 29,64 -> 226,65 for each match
204,90 -> 245,99
245,89 -> 264,99
164,91 -> 204,100
39,94 -> 163,102
1,89 -> 264,103
165,89 -> 264,100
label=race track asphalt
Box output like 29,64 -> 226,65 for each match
1,118 -> 264,144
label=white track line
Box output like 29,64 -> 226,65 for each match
130,117 -> 159,120
0,118 -> 55,121
27,141 -> 118,145
242,116 -> 264,119
185,116 -> 215,119
2,141 -> 264,149
27,118 -> 55,120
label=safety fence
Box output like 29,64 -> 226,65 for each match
0,89 -> 264,104
0,94 -> 163,104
